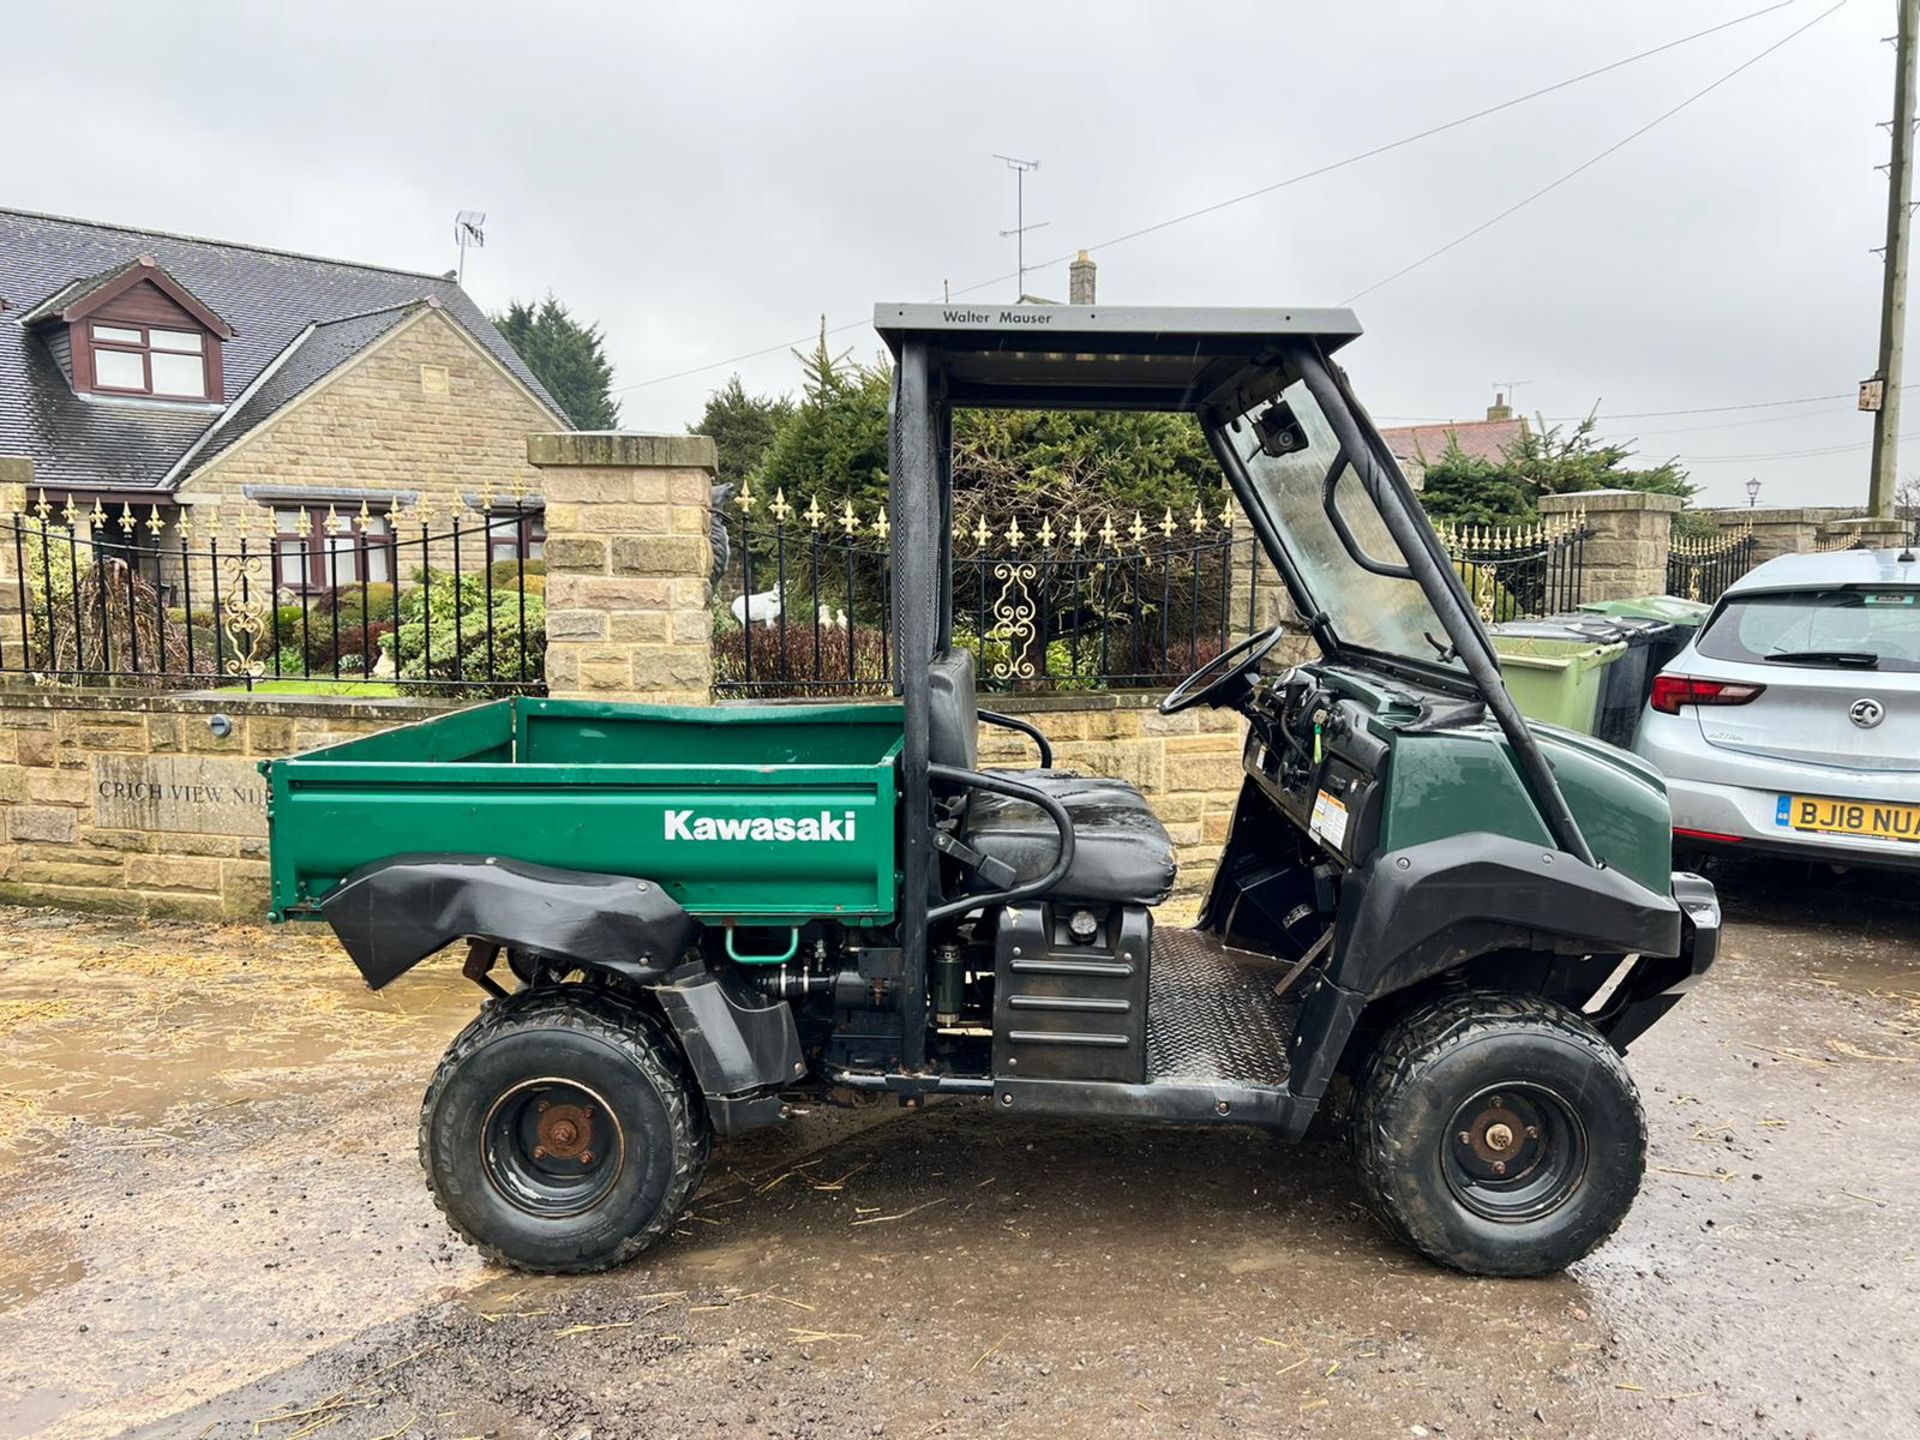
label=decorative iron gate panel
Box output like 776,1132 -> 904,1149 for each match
1667,521 -> 1756,604
716,485 -> 1263,696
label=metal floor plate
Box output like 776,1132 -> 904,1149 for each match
1146,929 -> 1299,1087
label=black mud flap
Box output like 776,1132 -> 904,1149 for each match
320,854 -> 695,989
649,964 -> 807,1135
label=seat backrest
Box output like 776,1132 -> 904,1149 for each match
927,647 -> 978,772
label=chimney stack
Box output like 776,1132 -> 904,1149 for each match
1486,392 -> 1513,422
1070,249 -> 1097,305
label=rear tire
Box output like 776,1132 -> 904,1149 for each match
420,987 -> 710,1274
1348,991 -> 1645,1277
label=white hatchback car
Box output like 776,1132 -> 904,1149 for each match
1634,546 -> 1920,870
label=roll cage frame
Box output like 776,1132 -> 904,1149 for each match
875,303 -> 1596,1072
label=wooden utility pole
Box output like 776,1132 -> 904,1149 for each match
1869,0 -> 1919,517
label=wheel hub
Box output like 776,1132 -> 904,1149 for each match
535,1102 -> 594,1161
1443,1084 -> 1587,1223
1458,1096 -> 1535,1170
480,1078 -> 625,1219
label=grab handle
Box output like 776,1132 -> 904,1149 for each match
725,926 -> 801,965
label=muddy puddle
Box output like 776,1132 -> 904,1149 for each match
0,909 -> 484,1439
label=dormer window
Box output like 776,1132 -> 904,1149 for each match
19,254 -> 233,404
88,322 -> 212,399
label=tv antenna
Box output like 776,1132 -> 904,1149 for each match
454,210 -> 486,287
993,155 -> 1047,301
1492,379 -> 1531,411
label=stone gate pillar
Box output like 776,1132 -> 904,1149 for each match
528,433 -> 716,704
0,458 -> 32,628
1540,489 -> 1681,602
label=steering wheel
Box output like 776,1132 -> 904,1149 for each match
1159,624 -> 1288,715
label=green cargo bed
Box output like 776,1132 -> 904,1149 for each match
265,697 -> 904,925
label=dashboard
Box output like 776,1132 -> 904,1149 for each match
1242,670 -> 1391,868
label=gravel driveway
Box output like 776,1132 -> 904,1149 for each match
1,856 -> 1915,1440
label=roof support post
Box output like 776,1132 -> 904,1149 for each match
890,342 -> 936,1069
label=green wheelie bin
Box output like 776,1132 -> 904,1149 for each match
1578,593 -> 1709,676
1487,618 -> 1630,737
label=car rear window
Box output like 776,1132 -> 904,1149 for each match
1697,588 -> 1920,672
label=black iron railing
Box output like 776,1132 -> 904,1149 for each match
1436,513 -> 1590,622
715,487 -> 1264,696
0,494 -> 545,694
1667,521 -> 1756,604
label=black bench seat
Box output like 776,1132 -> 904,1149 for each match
928,648 -> 1178,906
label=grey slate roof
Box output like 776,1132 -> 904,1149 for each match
0,208 -> 566,494
15,258 -> 144,327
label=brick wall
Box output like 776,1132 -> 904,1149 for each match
182,305 -> 561,513
0,692 -> 452,920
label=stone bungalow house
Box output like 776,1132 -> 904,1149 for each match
0,208 -> 568,600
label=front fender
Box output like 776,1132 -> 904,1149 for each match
1286,833 -> 1682,1107
319,854 -> 695,989
1333,832 -> 1682,1001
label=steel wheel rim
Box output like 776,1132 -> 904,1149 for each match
1441,1082 -> 1588,1223
480,1077 -> 627,1219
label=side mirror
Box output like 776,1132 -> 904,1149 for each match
1254,400 -> 1308,458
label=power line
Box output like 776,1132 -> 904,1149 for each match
1613,404 -> 1860,437
953,1 -> 1800,300
1374,393 -> 1850,423
611,1 -> 1799,395
1342,0 -> 1849,304
1678,432 -> 1919,463
1375,381 -> 1920,431
1557,390 -> 1860,420
1379,401 -> 1866,434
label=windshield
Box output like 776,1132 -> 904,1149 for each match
1698,588 -> 1920,672
1221,373 -> 1461,671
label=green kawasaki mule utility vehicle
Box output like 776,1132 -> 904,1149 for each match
266,305 -> 1719,1277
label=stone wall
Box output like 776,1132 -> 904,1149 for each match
1696,506 -> 1860,565
979,695 -> 1245,921
1815,514 -> 1910,550
0,692 -> 452,921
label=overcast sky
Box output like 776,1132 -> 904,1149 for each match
6,1 -> 1907,507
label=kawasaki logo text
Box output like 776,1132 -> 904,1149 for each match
663,809 -> 858,843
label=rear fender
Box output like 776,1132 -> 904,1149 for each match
321,855 -> 802,1135
319,854 -> 695,990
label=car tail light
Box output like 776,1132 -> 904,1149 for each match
1650,674 -> 1766,714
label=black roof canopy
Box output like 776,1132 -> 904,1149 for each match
873,302 -> 1363,415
